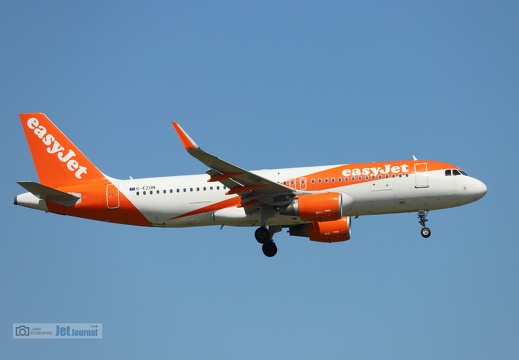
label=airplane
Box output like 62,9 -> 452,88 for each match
14,113 -> 487,257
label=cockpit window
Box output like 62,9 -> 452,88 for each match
446,169 -> 468,176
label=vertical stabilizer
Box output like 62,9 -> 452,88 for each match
19,113 -> 105,187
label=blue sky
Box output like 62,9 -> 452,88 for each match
1,1 -> 518,358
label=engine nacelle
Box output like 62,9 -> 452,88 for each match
289,216 -> 352,243
282,192 -> 344,222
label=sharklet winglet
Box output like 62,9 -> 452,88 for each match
172,122 -> 200,150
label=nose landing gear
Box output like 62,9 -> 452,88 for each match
418,210 -> 431,238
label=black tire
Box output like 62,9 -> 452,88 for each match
421,227 -> 431,238
262,242 -> 277,257
255,227 -> 270,244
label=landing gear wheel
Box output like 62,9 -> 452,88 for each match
262,241 -> 277,257
255,227 -> 271,244
418,210 -> 431,238
421,227 -> 431,238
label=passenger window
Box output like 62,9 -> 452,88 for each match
143,191 -> 147,195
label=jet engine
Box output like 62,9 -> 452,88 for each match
289,216 -> 352,243
281,192 -> 353,222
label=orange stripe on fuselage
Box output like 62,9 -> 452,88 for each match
46,179 -> 152,226
170,196 -> 242,220
283,160 -> 456,191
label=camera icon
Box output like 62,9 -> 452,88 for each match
15,325 -> 30,337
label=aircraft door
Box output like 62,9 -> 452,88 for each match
414,163 -> 429,188
299,177 -> 307,190
106,184 -> 120,209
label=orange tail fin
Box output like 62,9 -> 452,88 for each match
19,113 -> 105,188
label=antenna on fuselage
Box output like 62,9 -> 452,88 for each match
412,155 -> 418,161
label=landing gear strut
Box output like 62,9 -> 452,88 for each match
255,226 -> 280,257
418,210 -> 431,238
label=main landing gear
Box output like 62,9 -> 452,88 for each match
255,226 -> 280,257
418,210 -> 431,238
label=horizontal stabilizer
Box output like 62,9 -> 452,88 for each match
17,181 -> 81,206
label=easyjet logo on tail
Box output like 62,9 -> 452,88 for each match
26,118 -> 88,179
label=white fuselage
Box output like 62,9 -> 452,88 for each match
110,165 -> 486,228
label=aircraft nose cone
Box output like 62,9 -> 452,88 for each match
473,179 -> 487,201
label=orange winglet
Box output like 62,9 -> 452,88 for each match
172,122 -> 198,150
208,172 -> 242,182
225,184 -> 266,195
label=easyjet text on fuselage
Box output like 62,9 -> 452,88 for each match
342,164 -> 409,178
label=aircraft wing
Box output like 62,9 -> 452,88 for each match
172,122 -> 295,204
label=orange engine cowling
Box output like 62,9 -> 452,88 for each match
289,216 -> 352,243
282,192 -> 343,222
